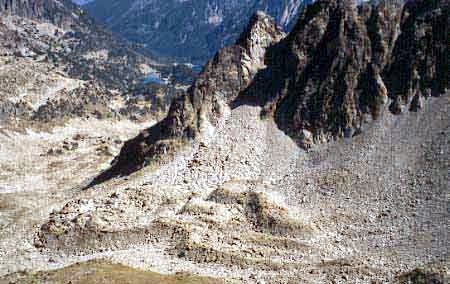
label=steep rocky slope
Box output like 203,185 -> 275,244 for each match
95,0 -> 449,182
260,0 -> 448,145
89,11 -> 286,185
1,1 -> 448,283
84,0 -> 313,63
33,87 -> 449,284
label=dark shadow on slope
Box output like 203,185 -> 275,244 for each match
234,0 -> 361,142
234,0 -> 449,147
85,92 -> 199,188
85,0 -> 449,189
230,40 -> 299,114
85,119 -> 168,188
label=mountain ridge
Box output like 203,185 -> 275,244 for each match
88,11 -> 286,185
84,0 -> 314,63
0,1 -> 448,283
90,0 -> 448,184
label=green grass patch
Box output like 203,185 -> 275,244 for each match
1,260 -> 225,284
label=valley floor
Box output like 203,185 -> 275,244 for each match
0,96 -> 449,283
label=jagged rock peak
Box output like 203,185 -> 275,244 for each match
176,12 -> 285,136
237,11 -> 286,47
273,0 -> 447,146
83,0 -> 310,63
88,12 -> 286,186
89,0 -> 448,185
236,11 -> 286,82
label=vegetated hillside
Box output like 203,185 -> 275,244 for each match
93,0 -> 448,183
84,0 -> 313,63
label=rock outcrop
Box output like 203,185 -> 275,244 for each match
91,0 -> 449,185
245,0 -> 447,146
384,0 -> 449,114
247,0 -> 406,145
89,12 -> 285,185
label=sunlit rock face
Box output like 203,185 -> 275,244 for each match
89,11 -> 286,184
97,0 -> 448,181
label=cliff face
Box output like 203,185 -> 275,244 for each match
384,0 -> 449,113
90,12 -> 285,184
250,0 -> 405,146
266,0 -> 448,146
92,0 -> 449,184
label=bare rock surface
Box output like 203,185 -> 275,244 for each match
0,1 -> 448,283
0,118 -> 153,275
28,95 -> 449,283
88,11 -> 286,184
97,0 -> 448,183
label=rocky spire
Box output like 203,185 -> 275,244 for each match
88,12 -> 285,185
90,0 -> 448,184
237,11 -> 286,83
244,0 -> 447,147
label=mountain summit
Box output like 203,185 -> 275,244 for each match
89,11 -> 286,185
91,0 -> 448,183
1,1 -> 448,283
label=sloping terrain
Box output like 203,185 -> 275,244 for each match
99,0 -> 448,180
0,0 -> 448,283
0,0 -> 189,129
0,260 -> 223,284
31,87 -> 449,283
88,11 -> 287,185
0,117 -> 155,273
0,0 -> 157,90
84,0 -> 313,62
29,3 -> 449,283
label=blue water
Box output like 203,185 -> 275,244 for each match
143,73 -> 166,85
191,65 -> 203,74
